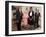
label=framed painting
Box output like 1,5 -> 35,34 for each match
5,1 -> 45,36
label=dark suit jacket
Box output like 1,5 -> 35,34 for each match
35,12 -> 40,23
35,12 -> 40,28
28,11 -> 35,25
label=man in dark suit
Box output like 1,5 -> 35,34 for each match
28,7 -> 35,30
35,9 -> 40,28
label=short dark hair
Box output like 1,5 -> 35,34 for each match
30,7 -> 32,9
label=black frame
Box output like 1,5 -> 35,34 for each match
5,1 -> 45,36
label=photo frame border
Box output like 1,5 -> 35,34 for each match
5,1 -> 45,36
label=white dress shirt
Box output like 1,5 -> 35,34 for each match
30,11 -> 32,16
